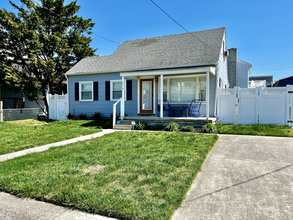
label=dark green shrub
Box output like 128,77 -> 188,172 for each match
201,123 -> 216,133
152,124 -> 165,130
78,113 -> 87,120
91,112 -> 103,120
181,125 -> 194,132
165,122 -> 180,131
66,113 -> 74,120
134,121 -> 147,130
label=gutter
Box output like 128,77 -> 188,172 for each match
65,62 -> 218,76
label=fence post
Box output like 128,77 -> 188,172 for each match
258,87 -> 262,124
233,87 -> 238,125
0,101 -> 3,122
286,85 -> 290,126
55,94 -> 58,120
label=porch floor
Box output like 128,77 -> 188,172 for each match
124,116 -> 216,127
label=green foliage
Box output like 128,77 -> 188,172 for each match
66,113 -> 74,120
91,112 -> 102,120
201,123 -> 216,133
134,121 -> 147,130
0,0 -> 97,114
181,125 -> 194,132
152,124 -> 165,130
164,122 -> 180,131
78,113 -> 87,120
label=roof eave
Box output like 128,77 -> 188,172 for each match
65,62 -> 218,76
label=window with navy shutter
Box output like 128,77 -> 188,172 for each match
94,81 -> 99,101
75,82 -> 79,101
126,80 -> 132,101
105,81 -> 110,101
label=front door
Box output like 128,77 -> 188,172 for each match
140,79 -> 153,114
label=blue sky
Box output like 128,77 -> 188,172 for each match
1,0 -> 293,81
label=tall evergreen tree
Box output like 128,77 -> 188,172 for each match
0,0 -> 97,114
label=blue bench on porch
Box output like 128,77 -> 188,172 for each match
157,99 -> 202,117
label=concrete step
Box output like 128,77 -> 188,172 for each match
114,124 -> 133,130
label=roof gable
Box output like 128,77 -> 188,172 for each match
66,27 -> 226,75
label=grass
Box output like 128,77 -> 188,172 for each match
0,119 -> 105,155
0,132 -> 218,220
218,124 -> 293,137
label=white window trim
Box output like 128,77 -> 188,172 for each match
110,80 -> 127,101
158,75 -> 207,104
79,81 -> 93,102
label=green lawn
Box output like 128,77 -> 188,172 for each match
0,132 -> 218,220
0,120 -> 105,155
218,124 -> 293,137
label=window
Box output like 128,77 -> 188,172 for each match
199,76 -> 206,101
158,76 -> 207,103
110,80 -> 126,101
80,82 -> 93,101
170,78 -> 195,102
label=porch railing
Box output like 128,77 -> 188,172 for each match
113,97 -> 122,129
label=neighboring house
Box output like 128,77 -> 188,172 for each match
273,76 -> 293,87
0,83 -> 45,111
227,48 -> 252,88
249,75 -> 274,88
65,27 -> 230,118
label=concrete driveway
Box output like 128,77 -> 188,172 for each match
172,134 -> 293,220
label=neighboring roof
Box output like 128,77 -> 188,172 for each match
249,75 -> 273,79
273,76 -> 293,87
66,27 -> 226,75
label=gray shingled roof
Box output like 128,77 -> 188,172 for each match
66,27 -> 225,75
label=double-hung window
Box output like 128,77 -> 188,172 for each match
110,80 -> 126,101
80,81 -> 93,101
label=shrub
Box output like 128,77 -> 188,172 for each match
152,124 -> 165,130
91,112 -> 103,120
78,113 -> 87,120
165,122 -> 180,131
181,125 -> 194,132
66,113 -> 74,120
134,121 -> 147,130
201,123 -> 216,133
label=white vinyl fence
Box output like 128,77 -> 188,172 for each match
48,94 -> 68,120
218,85 -> 293,126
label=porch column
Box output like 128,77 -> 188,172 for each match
160,74 -> 163,118
121,76 -> 125,117
206,72 -> 210,120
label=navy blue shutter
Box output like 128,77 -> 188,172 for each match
126,80 -> 132,101
94,82 -> 99,101
75,83 -> 79,101
105,81 -> 110,101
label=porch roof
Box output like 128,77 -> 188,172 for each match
66,27 -> 225,76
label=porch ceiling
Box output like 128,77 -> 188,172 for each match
120,66 -> 215,79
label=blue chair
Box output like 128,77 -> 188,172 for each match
189,99 -> 202,117
157,100 -> 171,117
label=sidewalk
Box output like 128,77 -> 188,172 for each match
0,129 -> 116,162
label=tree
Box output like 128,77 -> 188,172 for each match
0,0 -> 97,115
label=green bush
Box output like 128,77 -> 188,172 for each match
91,112 -> 103,120
201,123 -> 216,133
152,124 -> 165,130
134,121 -> 147,130
181,125 -> 194,132
165,122 -> 180,131
78,113 -> 87,120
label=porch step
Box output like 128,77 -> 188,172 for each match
114,124 -> 133,130
119,120 -> 133,125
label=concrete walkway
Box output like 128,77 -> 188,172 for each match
172,134 -> 293,220
0,129 -> 116,162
